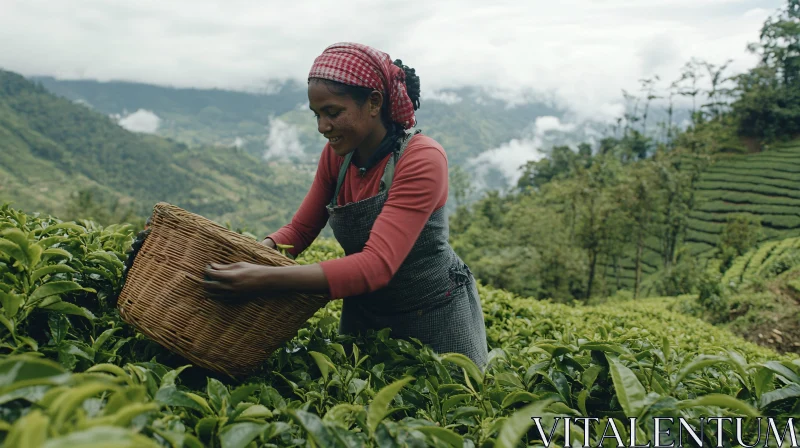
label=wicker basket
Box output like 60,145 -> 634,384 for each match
117,202 -> 329,378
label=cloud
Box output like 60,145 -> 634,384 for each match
262,117 -> 305,162
424,90 -> 462,105
467,138 -> 547,192
467,115 -> 609,190
637,34 -> 682,75
533,116 -> 577,135
0,0 -> 783,120
117,109 -> 161,133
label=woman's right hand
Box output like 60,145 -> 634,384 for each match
260,237 -> 276,249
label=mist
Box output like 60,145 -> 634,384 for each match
116,109 -> 161,134
262,117 -> 305,162
467,115 -> 609,191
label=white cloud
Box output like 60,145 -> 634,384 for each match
117,109 -> 161,133
0,0 -> 783,119
424,89 -> 462,105
72,98 -> 92,109
467,115 -> 609,189
468,138 -> 546,192
532,116 -> 576,135
263,117 -> 305,161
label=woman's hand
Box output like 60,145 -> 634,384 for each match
261,237 -> 276,249
203,261 -> 331,300
203,262 -> 272,300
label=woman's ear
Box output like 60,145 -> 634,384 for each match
368,90 -> 383,118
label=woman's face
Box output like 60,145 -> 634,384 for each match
308,80 -> 382,157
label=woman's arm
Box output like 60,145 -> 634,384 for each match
266,147 -> 336,256
204,262 -> 330,299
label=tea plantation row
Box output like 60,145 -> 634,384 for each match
1,204 -> 799,447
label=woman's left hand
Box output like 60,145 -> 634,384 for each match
203,262 -> 271,299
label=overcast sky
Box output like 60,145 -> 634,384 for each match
0,0 -> 783,118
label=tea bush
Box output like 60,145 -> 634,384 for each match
1,204 -> 799,447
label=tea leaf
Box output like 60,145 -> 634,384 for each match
367,376 -> 414,436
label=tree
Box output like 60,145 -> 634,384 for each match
698,59 -> 734,121
618,162 -> 663,298
677,58 -> 705,126
717,214 -> 763,271
732,0 -> 800,141
568,156 -> 625,300
516,144 -> 592,191
754,0 -> 800,87
639,76 -> 661,136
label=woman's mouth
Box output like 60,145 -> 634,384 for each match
329,136 -> 342,144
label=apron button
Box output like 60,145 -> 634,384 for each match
417,310 -> 423,316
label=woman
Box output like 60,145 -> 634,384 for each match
204,42 -> 488,368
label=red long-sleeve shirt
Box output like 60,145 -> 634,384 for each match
267,134 -> 448,300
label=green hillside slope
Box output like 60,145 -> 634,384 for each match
658,236 -> 800,354
686,140 -> 800,256
33,76 -> 305,156
33,77 -> 565,167
603,139 -> 800,293
0,69 -> 311,237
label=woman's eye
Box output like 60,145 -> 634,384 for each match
328,110 -> 340,118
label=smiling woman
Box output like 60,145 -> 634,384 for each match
204,42 -> 489,368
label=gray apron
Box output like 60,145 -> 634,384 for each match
325,131 -> 489,368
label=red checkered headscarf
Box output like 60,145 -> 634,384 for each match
308,42 -> 416,129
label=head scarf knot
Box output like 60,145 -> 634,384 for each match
308,42 -> 416,129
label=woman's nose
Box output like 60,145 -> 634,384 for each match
317,117 -> 332,134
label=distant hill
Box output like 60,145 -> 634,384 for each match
32,76 -> 310,159
31,76 -> 568,169
0,69 -> 312,237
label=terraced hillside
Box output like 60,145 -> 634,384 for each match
604,140 -> 800,295
719,236 -> 800,289
658,235 -> 800,354
685,140 -> 800,258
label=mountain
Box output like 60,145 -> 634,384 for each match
0,69 -> 312,237
31,77 -> 580,185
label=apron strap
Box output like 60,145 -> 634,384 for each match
380,130 -> 420,194
330,150 -> 354,208
329,130 -> 421,208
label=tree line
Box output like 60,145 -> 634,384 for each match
448,1 -> 798,302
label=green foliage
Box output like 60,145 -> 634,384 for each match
696,271 -> 730,324
717,214 -> 764,271
63,189 -> 146,230
452,143 -> 708,302
732,0 -> 800,141
2,205 -> 799,447
663,236 -> 800,355
516,144 -> 592,190
650,248 -> 704,297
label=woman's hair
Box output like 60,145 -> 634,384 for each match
310,59 -> 420,130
